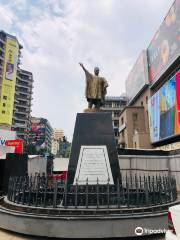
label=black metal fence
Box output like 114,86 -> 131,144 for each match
7,174 -> 177,209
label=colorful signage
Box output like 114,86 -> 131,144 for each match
148,91 -> 160,142
147,0 -> 180,84
125,50 -> 148,102
30,118 -> 47,147
0,129 -> 16,158
148,71 -> 180,142
6,140 -> 23,154
0,36 -> 19,125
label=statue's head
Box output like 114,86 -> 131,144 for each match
94,67 -> 99,76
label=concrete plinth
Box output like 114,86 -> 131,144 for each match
0,197 -> 179,238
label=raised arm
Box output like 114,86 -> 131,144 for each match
79,63 -> 90,75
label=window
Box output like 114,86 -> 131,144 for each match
132,113 -> 138,121
114,111 -> 119,117
121,117 -> 124,125
146,96 -> 148,104
141,101 -> 143,106
114,102 -> 120,108
114,120 -> 119,127
3,95 -> 7,100
3,103 -> 5,107
2,110 -> 5,114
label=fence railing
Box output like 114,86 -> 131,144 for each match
7,174 -> 177,209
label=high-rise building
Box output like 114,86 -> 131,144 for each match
51,128 -> 64,155
0,30 -> 22,130
102,96 -> 127,146
53,128 -> 64,141
29,117 -> 52,152
12,69 -> 33,141
0,30 -> 34,142
51,140 -> 59,156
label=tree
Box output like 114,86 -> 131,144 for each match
59,136 -> 71,158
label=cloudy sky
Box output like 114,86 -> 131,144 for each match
0,0 -> 173,140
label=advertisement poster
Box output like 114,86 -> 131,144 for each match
148,91 -> 160,142
160,76 -> 176,139
149,71 -> 180,142
125,50 -> 148,102
175,71 -> 180,133
0,37 -> 19,125
30,119 -> 46,147
147,0 -> 180,84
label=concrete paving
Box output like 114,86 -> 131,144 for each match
0,229 -> 165,240
0,229 -> 33,240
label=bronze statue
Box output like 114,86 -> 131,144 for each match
79,63 -> 108,109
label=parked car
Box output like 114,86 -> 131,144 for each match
166,204 -> 180,240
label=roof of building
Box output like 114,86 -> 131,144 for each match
0,30 -> 23,48
105,96 -> 127,101
53,158 -> 69,172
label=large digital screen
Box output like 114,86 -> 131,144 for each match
148,71 -> 180,142
147,0 -> 180,84
125,50 -> 148,102
0,37 -> 19,125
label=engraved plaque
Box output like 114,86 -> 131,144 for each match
73,146 -> 114,185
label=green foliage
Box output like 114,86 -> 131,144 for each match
59,139 -> 71,158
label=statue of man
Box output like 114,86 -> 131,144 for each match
79,63 -> 108,109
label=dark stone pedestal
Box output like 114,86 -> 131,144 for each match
67,112 -> 120,185
2,153 -> 28,193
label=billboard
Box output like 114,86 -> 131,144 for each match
6,140 -> 24,154
148,71 -> 180,142
0,36 -> 19,125
125,50 -> 148,102
30,118 -> 46,147
147,0 -> 180,84
0,129 -> 16,158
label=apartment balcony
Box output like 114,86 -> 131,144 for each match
13,125 -> 27,130
17,95 -> 29,101
112,116 -> 120,121
15,103 -> 31,109
14,113 -> 27,119
16,89 -> 30,94
16,110 -> 30,115
0,38 -> 5,44
16,83 -> 31,89
13,116 -> 27,122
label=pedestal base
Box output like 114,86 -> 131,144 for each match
67,112 -> 120,185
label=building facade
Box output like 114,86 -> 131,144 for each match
120,0 -> 180,150
119,106 -> 151,149
0,30 -> 22,130
102,96 -> 127,145
29,117 -> 52,152
51,140 -> 59,156
12,69 -> 33,141
53,128 -> 64,141
0,30 -> 34,142
51,128 -> 64,156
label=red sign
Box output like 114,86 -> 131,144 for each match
6,139 -> 24,154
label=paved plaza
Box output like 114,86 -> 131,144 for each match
0,228 -> 165,240
0,229 -> 36,240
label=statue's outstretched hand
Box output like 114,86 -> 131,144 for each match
79,62 -> 83,68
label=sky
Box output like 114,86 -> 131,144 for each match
0,0 -> 173,140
